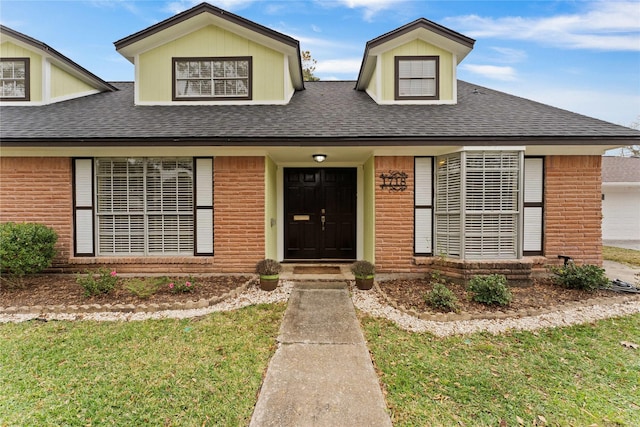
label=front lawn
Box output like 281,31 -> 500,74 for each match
604,246 -> 640,267
0,304 -> 285,426
363,313 -> 640,426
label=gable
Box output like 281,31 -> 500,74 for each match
114,2 -> 303,105
136,25 -> 287,104
356,18 -> 474,105
0,25 -> 116,105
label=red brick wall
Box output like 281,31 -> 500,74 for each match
1,156 -> 266,274
544,155 -> 603,265
375,156 -> 417,272
0,157 -> 73,265
213,156 -> 265,272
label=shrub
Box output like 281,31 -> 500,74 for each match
351,260 -> 375,278
0,222 -> 58,284
550,264 -> 610,291
124,278 -> 160,299
467,274 -> 512,306
76,268 -> 119,297
168,278 -> 196,294
425,283 -> 460,313
255,259 -> 282,276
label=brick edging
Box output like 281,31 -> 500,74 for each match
0,277 -> 258,316
373,281 -> 640,322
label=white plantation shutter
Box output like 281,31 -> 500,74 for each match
74,158 -> 94,255
464,152 -> 520,260
95,158 -> 194,256
396,57 -> 438,98
434,151 -> 522,260
523,157 -> 544,254
435,153 -> 462,257
414,157 -> 433,254
195,158 -> 214,255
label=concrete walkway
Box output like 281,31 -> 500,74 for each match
249,282 -> 392,426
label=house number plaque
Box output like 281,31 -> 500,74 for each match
380,171 -> 407,192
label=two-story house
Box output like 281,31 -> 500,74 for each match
2,3 -> 639,283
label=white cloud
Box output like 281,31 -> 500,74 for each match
446,1 -> 640,51
315,58 -> 362,75
489,47 -> 528,63
318,0 -> 407,21
164,0 -> 255,15
460,64 -> 518,81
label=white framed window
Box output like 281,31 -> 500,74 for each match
395,56 -> 439,100
0,58 -> 29,100
523,157 -> 544,255
95,158 -> 194,255
434,151 -> 522,260
173,57 -> 251,100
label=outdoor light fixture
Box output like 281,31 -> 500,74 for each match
312,154 -> 327,163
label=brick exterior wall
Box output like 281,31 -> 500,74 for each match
213,156 -> 266,272
544,155 -> 603,266
1,156 -> 266,274
375,156 -> 417,272
0,157 -> 73,266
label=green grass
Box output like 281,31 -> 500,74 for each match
0,304 -> 285,426
604,246 -> 640,267
363,314 -> 640,426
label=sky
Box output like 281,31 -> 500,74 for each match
1,0 -> 639,127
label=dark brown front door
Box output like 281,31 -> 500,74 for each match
284,168 -> 356,260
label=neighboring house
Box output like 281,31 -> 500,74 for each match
2,3 -> 639,282
601,157 -> 640,242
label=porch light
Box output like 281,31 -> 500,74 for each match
312,154 -> 327,163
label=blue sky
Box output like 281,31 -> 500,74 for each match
2,0 -> 639,127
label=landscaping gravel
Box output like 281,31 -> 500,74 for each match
2,280 -> 639,337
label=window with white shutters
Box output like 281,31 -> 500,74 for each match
414,157 -> 433,254
96,158 -> 195,255
395,56 -> 439,100
434,151 -> 522,260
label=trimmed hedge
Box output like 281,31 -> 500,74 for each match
0,222 -> 58,280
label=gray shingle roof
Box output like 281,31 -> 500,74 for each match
602,157 -> 640,182
2,80 -> 639,146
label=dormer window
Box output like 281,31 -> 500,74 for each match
173,57 -> 252,101
0,58 -> 29,101
395,56 -> 439,100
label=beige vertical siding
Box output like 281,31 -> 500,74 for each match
51,64 -> 96,99
138,25 -> 285,103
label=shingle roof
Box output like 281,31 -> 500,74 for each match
2,80 -> 639,146
602,157 -> 640,182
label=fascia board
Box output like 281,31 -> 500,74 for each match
368,27 -> 472,63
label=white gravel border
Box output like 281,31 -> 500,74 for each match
3,280 -> 639,337
351,286 -> 640,337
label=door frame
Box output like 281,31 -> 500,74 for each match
276,165 -> 364,261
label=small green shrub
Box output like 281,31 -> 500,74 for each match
124,278 -> 160,299
76,268 -> 119,297
425,283 -> 460,313
467,274 -> 512,306
351,260 -> 375,278
168,278 -> 196,294
550,264 -> 610,291
0,222 -> 58,284
255,259 -> 282,276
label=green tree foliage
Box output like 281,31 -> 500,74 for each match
301,50 -> 320,81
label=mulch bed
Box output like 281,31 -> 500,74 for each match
0,275 -> 251,308
377,277 -> 622,315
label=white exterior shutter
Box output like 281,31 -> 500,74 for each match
74,158 -> 94,256
523,157 -> 543,254
414,157 -> 433,254
195,157 -> 214,255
